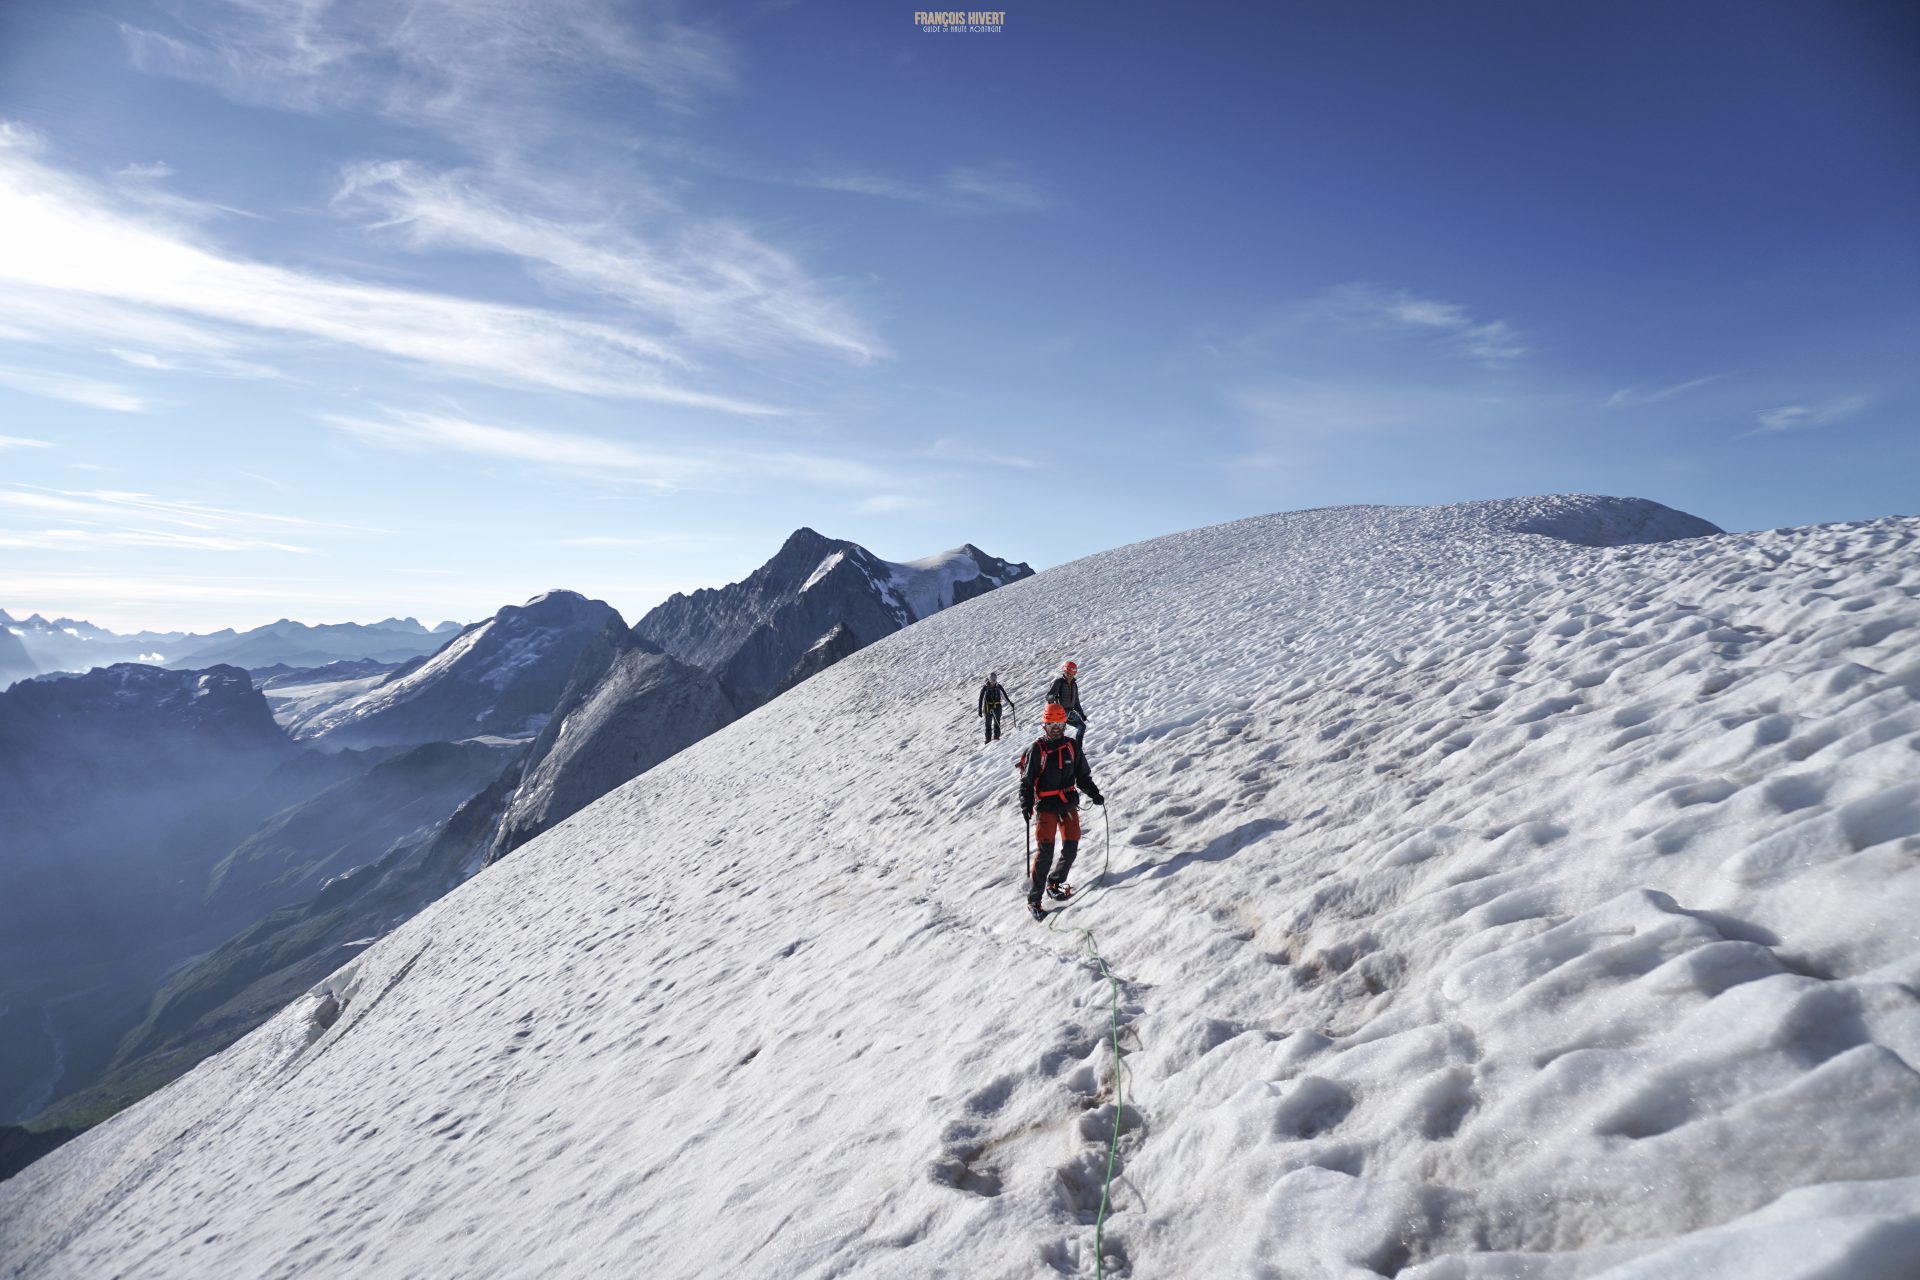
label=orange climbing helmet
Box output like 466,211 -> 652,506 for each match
1043,703 -> 1070,724
1062,660 -> 1078,675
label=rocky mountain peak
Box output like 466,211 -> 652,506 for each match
295,592 -> 627,750
635,530 -> 1032,710
0,662 -> 287,747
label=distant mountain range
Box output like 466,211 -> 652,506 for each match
0,662 -> 523,1140
0,611 -> 464,689
1,529 -> 1030,1162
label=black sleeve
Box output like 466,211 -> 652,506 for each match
1018,744 -> 1039,810
1004,686 -> 1016,716
977,684 -> 986,714
1076,748 -> 1102,804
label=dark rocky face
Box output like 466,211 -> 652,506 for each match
488,638 -> 735,863
0,627 -> 39,690
635,530 -> 1032,712
0,663 -> 298,1124
307,591 -> 628,750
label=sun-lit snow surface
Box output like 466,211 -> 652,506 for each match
264,669 -> 396,735
290,592 -> 621,748
5,496 -> 1919,1280
883,545 -> 1016,621
800,544 -> 1016,623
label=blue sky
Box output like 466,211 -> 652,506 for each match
0,1 -> 1913,632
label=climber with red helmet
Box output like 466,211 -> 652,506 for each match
1019,701 -> 1105,920
1045,659 -> 1089,750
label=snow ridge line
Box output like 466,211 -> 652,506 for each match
282,941 -> 434,1089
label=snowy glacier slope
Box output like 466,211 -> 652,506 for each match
4,496 -> 1918,1280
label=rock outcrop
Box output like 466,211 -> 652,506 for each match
635,529 -> 1031,710
300,592 -> 624,749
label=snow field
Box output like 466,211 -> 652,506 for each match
3,497 -> 1918,1280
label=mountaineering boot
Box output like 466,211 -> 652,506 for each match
1028,899 -> 1047,922
1046,880 -> 1074,901
1053,841 -> 1078,886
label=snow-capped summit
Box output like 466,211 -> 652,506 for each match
636,527 -> 1033,708
297,591 -> 627,750
885,542 -> 1035,619
7,495 -> 1917,1280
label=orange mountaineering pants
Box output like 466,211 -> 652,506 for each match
1029,806 -> 1082,895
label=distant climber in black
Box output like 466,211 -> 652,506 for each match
1020,702 -> 1104,919
1046,659 -> 1088,750
978,672 -> 1014,743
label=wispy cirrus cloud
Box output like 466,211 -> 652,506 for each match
6,282 -> 251,361
1243,284 -> 1526,368
326,406 -> 897,492
1211,287 -> 1540,473
0,126 -> 776,412
110,157 -> 265,222
0,528 -> 316,554
1751,394 -> 1871,435
336,160 -> 882,363
115,161 -> 175,181
2,286 -> 285,383
627,131 -> 1053,218
0,365 -> 152,412
325,409 -> 705,489
547,533 -> 723,550
103,4 -> 883,407
0,484 -> 375,535
0,483 -> 382,560
1221,376 -> 1567,477
1311,283 -> 1526,365
0,434 -> 54,450
807,163 -> 1051,214
1230,380 -> 1513,439
926,436 -> 1040,469
120,0 -> 733,130
1604,375 -> 1724,408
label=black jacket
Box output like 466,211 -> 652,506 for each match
1045,675 -> 1084,722
1019,734 -> 1102,814
979,679 -> 1013,716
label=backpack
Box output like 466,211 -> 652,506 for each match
1017,738 -> 1079,805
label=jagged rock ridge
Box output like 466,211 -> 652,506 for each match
635,528 -> 1032,709
297,592 -> 625,749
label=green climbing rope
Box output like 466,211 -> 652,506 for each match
1042,807 -> 1127,1279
